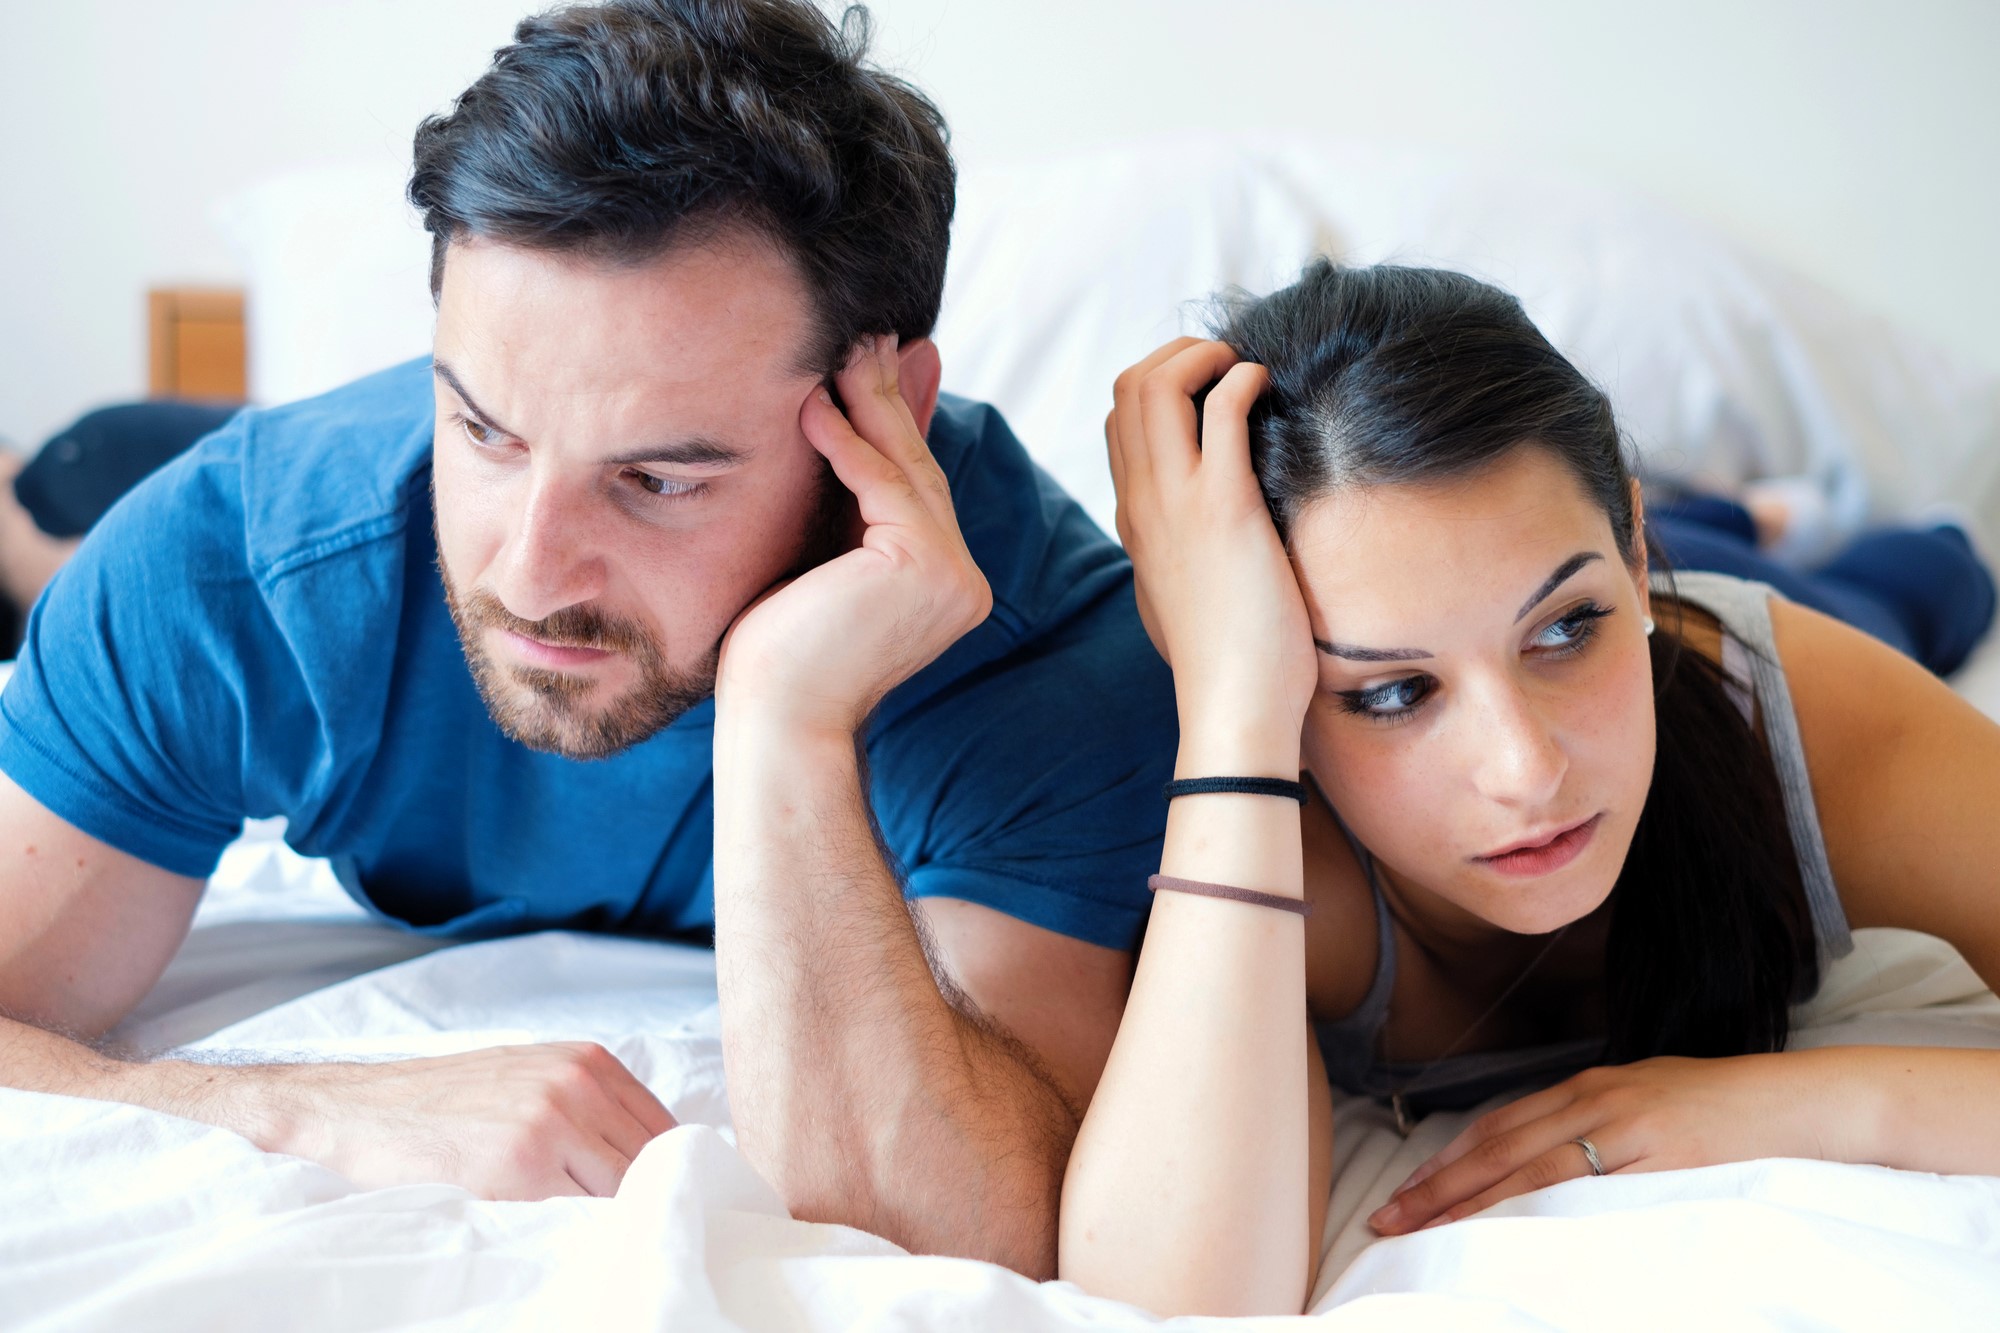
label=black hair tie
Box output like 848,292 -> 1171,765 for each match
1162,776 -> 1308,805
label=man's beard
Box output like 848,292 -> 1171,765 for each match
436,458 -> 853,761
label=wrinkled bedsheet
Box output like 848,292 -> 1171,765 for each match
6,831 -> 1999,1332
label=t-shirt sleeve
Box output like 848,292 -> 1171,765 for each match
865,597 -> 1177,952
0,429 -> 293,877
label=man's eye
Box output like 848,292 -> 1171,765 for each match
1336,675 -> 1434,721
626,469 -> 705,501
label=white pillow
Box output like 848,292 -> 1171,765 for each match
218,139 -> 2000,552
943,135 -> 2000,550
935,138 -> 1335,532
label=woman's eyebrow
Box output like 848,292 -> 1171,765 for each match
1315,639 -> 1432,662
1313,551 -> 1607,662
1514,552 -> 1603,622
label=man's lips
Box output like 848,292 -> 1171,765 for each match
498,628 -> 617,670
1472,813 -> 1603,878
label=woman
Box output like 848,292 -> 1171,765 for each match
1058,261 -> 2000,1317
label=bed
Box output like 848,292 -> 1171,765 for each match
8,135 -> 2000,1330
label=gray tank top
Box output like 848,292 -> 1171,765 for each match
1311,572 -> 1855,1114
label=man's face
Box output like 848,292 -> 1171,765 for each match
431,232 -> 845,758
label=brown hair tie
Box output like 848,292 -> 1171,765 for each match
1148,874 -> 1313,918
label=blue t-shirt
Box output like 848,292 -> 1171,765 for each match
0,360 -> 1175,949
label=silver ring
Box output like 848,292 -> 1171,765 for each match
1571,1136 -> 1606,1176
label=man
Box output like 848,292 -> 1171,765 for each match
0,0 -> 1174,1278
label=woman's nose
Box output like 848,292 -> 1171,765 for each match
1465,682 -> 1568,809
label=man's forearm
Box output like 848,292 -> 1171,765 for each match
711,713 -> 1077,1276
0,1013 -> 292,1143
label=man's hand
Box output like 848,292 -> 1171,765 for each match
247,1040 -> 676,1199
716,333 -> 992,736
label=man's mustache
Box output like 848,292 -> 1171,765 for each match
459,588 -> 654,657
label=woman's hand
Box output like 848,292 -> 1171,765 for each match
1107,339 -> 1316,753
717,335 -> 992,738
1368,1052 -> 1862,1234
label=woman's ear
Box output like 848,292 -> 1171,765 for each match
1628,477 -> 1652,625
896,337 -> 943,436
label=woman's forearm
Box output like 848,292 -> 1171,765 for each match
1807,1044 -> 2000,1176
1058,714 -> 1313,1317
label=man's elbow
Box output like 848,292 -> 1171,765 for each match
775,1138 -> 1063,1279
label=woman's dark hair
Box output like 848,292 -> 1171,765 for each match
1218,260 -> 1819,1063
408,0 -> 954,376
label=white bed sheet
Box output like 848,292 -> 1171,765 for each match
9,874 -> 2000,1333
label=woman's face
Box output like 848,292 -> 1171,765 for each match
1292,445 -> 1657,937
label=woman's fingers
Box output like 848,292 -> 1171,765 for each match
1371,1106 -> 1595,1233
1135,341 -> 1243,482
1396,1082 -> 1580,1196
1111,336 -> 1205,492
1415,1137 -> 1616,1231
1199,361 -> 1270,476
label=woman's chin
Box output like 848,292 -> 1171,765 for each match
1465,861 -> 1618,937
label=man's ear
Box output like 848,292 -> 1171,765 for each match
1629,477 -> 1652,622
896,337 -> 943,437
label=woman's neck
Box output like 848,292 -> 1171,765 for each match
1373,855 -> 1610,988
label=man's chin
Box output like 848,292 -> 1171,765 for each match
480,666 -> 713,760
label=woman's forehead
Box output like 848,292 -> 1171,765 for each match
1287,449 -> 1622,633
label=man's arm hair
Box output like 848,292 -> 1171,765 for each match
711,720 -> 1129,1277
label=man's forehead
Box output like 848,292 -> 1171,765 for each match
436,231 -> 824,383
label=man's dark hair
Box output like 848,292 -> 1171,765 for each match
409,0 -> 955,375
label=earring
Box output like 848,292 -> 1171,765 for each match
1643,615 -> 1656,636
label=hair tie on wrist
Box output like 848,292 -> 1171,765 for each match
1163,776 -> 1308,805
1148,874 -> 1313,917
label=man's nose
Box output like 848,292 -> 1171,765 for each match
1464,678 -> 1568,810
488,471 -> 607,624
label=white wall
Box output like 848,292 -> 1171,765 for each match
3,0 -> 1996,448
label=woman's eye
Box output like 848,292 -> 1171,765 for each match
458,414 -> 497,446
1533,603 -> 1613,653
1337,674 -> 1434,720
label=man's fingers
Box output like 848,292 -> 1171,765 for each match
801,388 -> 934,532
832,335 -> 961,534
561,1133 -> 635,1199
594,1101 -> 660,1165
596,1056 -> 676,1144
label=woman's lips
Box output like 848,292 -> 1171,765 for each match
1473,813 -> 1603,878
500,629 -> 615,670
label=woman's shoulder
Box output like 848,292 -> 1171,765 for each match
1765,593 -> 2000,938
1298,787 -> 1388,1023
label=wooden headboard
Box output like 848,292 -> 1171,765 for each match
147,287 -> 247,401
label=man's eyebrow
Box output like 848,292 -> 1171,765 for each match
601,439 -> 749,469
1514,552 -> 1604,623
432,359 -> 748,467
432,360 -> 516,438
